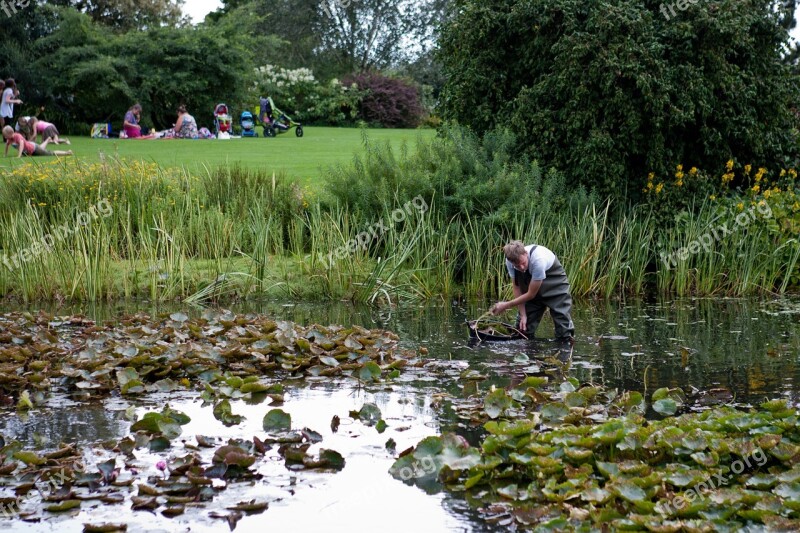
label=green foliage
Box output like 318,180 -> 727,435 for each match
250,65 -> 364,125
31,8 -> 252,130
326,123 -> 597,224
438,0 -> 800,201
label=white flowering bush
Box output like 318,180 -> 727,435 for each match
251,65 -> 364,125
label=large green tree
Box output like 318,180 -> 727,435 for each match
438,0 -> 800,200
49,0 -> 188,30
210,0 -> 449,78
32,8 -> 250,129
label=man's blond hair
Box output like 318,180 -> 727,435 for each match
503,240 -> 526,261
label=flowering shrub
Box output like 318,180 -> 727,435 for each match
342,72 -> 425,128
643,161 -> 800,241
251,66 -> 363,125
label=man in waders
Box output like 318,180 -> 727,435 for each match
490,240 -> 575,343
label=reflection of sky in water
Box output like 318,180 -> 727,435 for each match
1,297 -> 798,530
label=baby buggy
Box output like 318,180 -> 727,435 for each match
240,110 -> 258,137
214,103 -> 233,139
259,97 -> 304,138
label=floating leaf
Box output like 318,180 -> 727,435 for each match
263,409 -> 291,432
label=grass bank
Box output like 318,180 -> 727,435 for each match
0,127 -> 434,187
0,135 -> 798,304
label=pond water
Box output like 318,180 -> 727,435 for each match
0,297 -> 798,532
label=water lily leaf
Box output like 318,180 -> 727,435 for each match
227,500 -> 269,514
775,482 -> 800,501
653,399 -> 678,416
45,499 -> 81,512
596,461 -> 620,478
345,337 -> 363,350
582,487 -> 611,503
358,362 -> 381,382
319,356 -> 339,367
541,402 -> 569,423
214,400 -> 245,427
612,481 -> 647,503
83,524 -> 128,533
170,313 -> 189,323
485,389 -> 512,419
358,403 -> 382,426
13,451 -> 45,466
376,419 -> 388,434
303,449 -> 345,471
263,409 -> 291,432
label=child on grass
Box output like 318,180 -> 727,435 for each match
3,126 -> 73,158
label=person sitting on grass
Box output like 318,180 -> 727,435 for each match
490,240 -> 575,343
171,105 -> 199,139
3,126 -> 73,158
123,103 -> 156,139
24,116 -> 70,145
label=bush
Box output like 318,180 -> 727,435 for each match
343,72 -> 425,129
438,0 -> 800,202
250,65 -> 364,125
325,123 -> 598,224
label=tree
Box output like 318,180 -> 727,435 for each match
209,0 -> 450,78
33,8 -> 251,129
438,0 -> 800,201
48,0 -> 188,31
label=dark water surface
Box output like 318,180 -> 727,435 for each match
0,297 -> 798,532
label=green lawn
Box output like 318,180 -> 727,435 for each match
1,127 -> 434,185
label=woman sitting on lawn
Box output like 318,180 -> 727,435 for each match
3,126 -> 73,158
172,105 -> 199,139
123,103 -> 156,139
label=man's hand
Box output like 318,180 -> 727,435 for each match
490,302 -> 508,315
519,314 -> 527,333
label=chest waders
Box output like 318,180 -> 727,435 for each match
514,247 -> 575,340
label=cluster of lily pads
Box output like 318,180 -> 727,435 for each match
392,373 -> 800,530
0,311 -> 418,530
0,310 -> 416,407
0,397 -> 347,530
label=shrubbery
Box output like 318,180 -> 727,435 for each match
343,72 -> 425,128
438,0 -> 800,202
250,65 -> 364,125
325,123 -> 597,224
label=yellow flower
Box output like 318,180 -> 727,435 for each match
744,164 -> 752,175
780,169 -> 787,177
655,183 -> 664,194
726,159 -> 734,172
763,190 -> 771,199
676,180 -> 683,187
736,202 -> 744,210
790,169 -> 798,179
751,184 -> 760,193
709,195 -> 716,200
689,167 -> 698,176
676,164 -> 683,172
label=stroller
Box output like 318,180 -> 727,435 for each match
259,96 -> 304,138
214,104 -> 233,138
240,110 -> 257,137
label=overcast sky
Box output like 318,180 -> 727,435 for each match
184,2 -> 800,42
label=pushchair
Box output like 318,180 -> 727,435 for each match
258,97 -> 304,138
214,104 -> 233,139
240,110 -> 257,137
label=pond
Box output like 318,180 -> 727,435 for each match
0,297 -> 798,532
